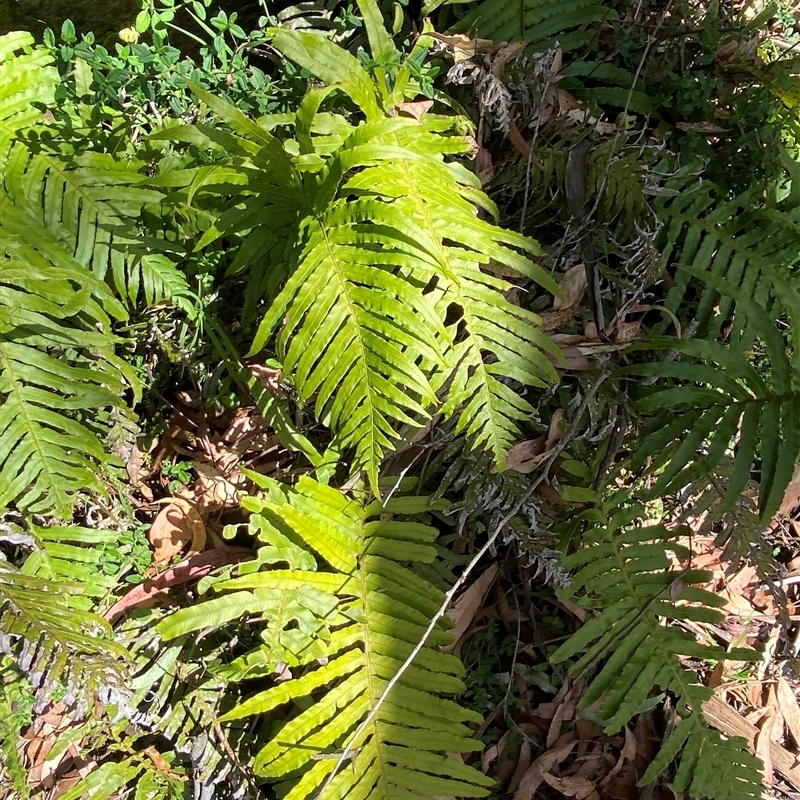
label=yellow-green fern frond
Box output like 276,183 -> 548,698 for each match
0,32 -> 57,166
158,476 -> 493,800
551,501 -> 762,800
159,13 -> 562,491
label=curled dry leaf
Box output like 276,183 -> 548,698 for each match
514,739 -> 578,800
777,462 -> 800,517
126,442 -> 153,501
505,437 -> 548,474
190,462 -> 240,512
149,498 -> 206,566
507,737 -> 532,794
615,319 -> 642,343
756,707 -> 778,786
676,121 -> 728,134
545,409 -> 566,450
776,676 -> 800,748
432,32 -> 497,63
104,547 -> 252,622
553,264 -> 588,311
396,100 -> 434,120
490,41 -> 528,79
543,773 -> 599,800
248,362 -> 282,396
444,564 -> 499,654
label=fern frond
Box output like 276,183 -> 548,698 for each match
654,162 -> 800,343
0,32 -> 57,165
0,210 -> 140,515
158,476 -> 492,800
550,501 -> 762,800
260,27 -> 559,486
0,566 -> 129,715
453,0 -> 614,52
4,144 -> 189,309
621,269 -> 800,521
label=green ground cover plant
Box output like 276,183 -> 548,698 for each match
1,0 -> 799,798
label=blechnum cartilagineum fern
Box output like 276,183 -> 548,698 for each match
159,475 -> 494,800
1,0 -> 798,797
551,498 -> 764,800
149,0 -> 562,494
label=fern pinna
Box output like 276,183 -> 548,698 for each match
151,0 -> 561,493
551,499 -> 763,800
158,475 -> 493,800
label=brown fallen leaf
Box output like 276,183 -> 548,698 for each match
149,498 -> 206,566
676,121 -> 728,134
143,746 -> 186,780
490,41 -> 527,79
444,564 -> 499,654
507,736 -> 532,794
777,462 -> 800,517
248,362 -> 282,395
514,738 -> 578,800
776,676 -> 800,749
756,707 -> 778,786
600,726 -> 637,787
396,100 -> 433,120
126,442 -> 153,501
505,437 -> 548,473
190,462 -> 240,512
509,117 -> 532,159
432,32 -> 498,63
547,701 -> 574,749
545,409 -> 566,450
553,264 -> 588,311
543,773 -> 598,799
104,547 -> 252,622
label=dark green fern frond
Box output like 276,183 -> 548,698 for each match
620,269 -> 800,522
551,501 -> 762,800
654,161 -> 800,344
158,476 -> 493,800
452,0 -> 615,53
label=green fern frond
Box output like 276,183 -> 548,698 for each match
0,32 -> 57,165
0,212 -> 140,515
550,501 -> 762,800
158,476 -> 492,800
621,269 -> 800,521
654,162 -> 800,343
4,144 -> 188,309
159,18 -> 560,490
452,0 -> 615,52
0,566 -> 129,715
